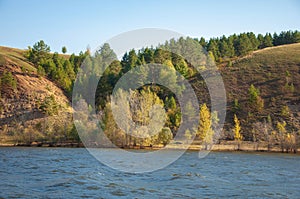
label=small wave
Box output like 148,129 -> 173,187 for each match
86,186 -> 100,190
105,182 -> 117,188
110,190 -> 127,197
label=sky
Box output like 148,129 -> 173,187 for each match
1,0 -> 300,54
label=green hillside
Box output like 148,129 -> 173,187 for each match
0,40 -> 299,151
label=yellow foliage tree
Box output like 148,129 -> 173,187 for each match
233,114 -> 243,150
233,114 -> 243,141
198,103 -> 214,150
276,121 -> 287,152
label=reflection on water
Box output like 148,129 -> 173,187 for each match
0,148 -> 299,198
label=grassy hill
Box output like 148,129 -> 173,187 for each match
220,43 -> 300,139
0,46 -> 74,145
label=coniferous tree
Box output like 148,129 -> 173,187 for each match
154,49 -> 171,64
199,37 -> 207,48
247,32 -> 259,50
263,33 -> 273,48
226,36 -> 236,57
62,46 -> 67,54
27,40 -> 51,66
219,38 -> 231,58
236,33 -> 253,56
257,34 -> 264,49
292,30 -> 300,43
207,38 -> 220,61
143,48 -> 154,64
121,49 -> 138,73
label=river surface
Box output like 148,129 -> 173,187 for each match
0,147 -> 299,198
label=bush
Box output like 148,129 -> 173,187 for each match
1,71 -> 17,90
39,94 -> 59,116
249,84 -> 259,104
233,99 -> 240,112
37,65 -> 46,77
248,84 -> 264,112
157,127 -> 173,146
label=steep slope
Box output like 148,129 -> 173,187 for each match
0,46 -> 73,145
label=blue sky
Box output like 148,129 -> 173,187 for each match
1,0 -> 299,54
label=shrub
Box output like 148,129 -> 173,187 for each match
281,105 -> 290,118
37,65 -> 46,77
1,71 -> 17,90
249,84 -> 259,104
157,127 -> 173,146
39,94 -> 59,116
248,84 -> 264,112
233,98 -> 240,112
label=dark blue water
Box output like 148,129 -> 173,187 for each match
0,147 -> 299,198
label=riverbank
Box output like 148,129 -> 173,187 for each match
1,140 -> 299,153
0,142 -> 83,148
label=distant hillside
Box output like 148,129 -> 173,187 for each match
220,43 -> 300,139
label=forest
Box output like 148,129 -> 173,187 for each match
1,30 -> 299,152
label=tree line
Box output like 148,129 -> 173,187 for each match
26,30 -> 300,96
199,30 -> 300,62
26,40 -> 88,96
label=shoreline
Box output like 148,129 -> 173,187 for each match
1,142 -> 299,154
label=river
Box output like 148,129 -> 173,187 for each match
0,147 -> 299,198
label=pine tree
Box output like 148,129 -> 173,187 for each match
248,84 -> 264,111
292,30 -> 300,43
263,33 -> 273,48
121,49 -> 138,73
257,34 -> 264,49
154,49 -> 170,64
28,40 -> 51,65
219,39 -> 231,58
207,39 -> 220,61
236,33 -> 253,56
63,60 -> 75,80
174,58 -> 189,77
226,36 -> 236,57
143,48 -> 154,64
247,32 -> 259,50
62,46 -> 67,54
249,84 -> 259,104
199,37 -> 207,48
